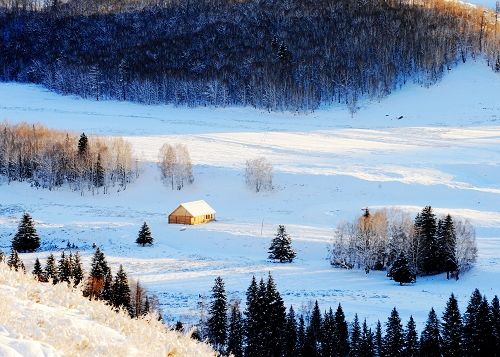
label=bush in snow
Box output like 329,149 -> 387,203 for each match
245,157 -> 273,193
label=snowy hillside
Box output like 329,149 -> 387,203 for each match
0,263 -> 215,356
0,59 -> 499,330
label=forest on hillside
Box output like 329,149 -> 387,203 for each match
0,0 -> 499,111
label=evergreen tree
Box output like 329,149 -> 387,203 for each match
71,252 -> 84,287
438,214 -> 457,279
389,252 -> 414,285
94,153 -> 105,188
136,222 -> 153,246
492,296 -> 500,357
404,315 -> 419,357
44,253 -> 58,284
11,213 -> 40,252
175,321 -> 184,332
7,248 -> 23,272
297,314 -> 306,357
32,257 -> 44,281
474,296 -> 494,356
463,289 -> 484,356
321,308 -> 337,357
359,319 -> 374,357
268,225 -> 296,263
420,308 -> 441,357
78,133 -> 88,156
350,314 -> 361,357
414,206 -> 438,274
244,276 -> 262,357
57,252 -> 72,284
207,276 -> 227,353
86,247 -> 109,300
335,303 -> 350,357
143,296 -> 150,316
265,273 -> 286,356
441,293 -> 463,357
374,320 -> 383,357
304,300 -> 322,356
227,301 -> 243,357
101,268 -> 113,304
111,264 -> 132,316
284,305 -> 297,357
383,308 -> 404,357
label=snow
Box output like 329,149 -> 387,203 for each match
0,59 -> 499,334
0,264 -> 215,356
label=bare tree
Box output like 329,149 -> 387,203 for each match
245,157 -> 273,192
453,219 -> 478,279
158,143 -> 194,190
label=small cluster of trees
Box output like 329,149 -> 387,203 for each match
245,157 -> 273,193
200,275 -> 500,356
158,143 -> 193,190
329,207 -> 477,281
32,251 -> 84,286
0,122 -> 138,192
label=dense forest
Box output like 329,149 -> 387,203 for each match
0,0 -> 499,111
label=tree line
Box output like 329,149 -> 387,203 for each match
329,207 -> 477,280
0,122 -> 138,192
0,0 -> 498,112
199,274 -> 500,357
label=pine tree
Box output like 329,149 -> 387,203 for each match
44,253 -> 58,284
335,303 -> 350,357
32,257 -> 44,281
143,296 -> 150,316
297,314 -> 306,357
383,308 -> 404,357
321,308 -> 337,357
389,253 -> 414,285
284,305 -> 297,357
94,153 -> 105,188
414,206 -> 438,275
86,247 -> 109,300
244,276 -> 261,357
404,315 -> 419,357
475,296 -> 495,356
268,225 -> 296,263
175,321 -> 184,332
71,252 -> 84,287
438,214 -> 457,279
492,296 -> 500,357
78,133 -> 88,156
463,289 -> 484,355
374,320 -> 383,357
304,301 -> 322,356
101,268 -> 113,304
7,248 -> 23,272
265,273 -> 286,356
11,213 -> 40,253
112,264 -> 132,316
136,222 -> 153,246
57,252 -> 72,284
207,276 -> 227,353
227,301 -> 243,357
359,319 -> 374,357
350,313 -> 361,357
441,293 -> 463,357
420,308 -> 441,357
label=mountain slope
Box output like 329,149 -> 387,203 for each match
0,264 -> 215,357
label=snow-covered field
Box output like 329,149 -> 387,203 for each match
1,59 -> 499,330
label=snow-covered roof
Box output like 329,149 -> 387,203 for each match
177,200 -> 215,216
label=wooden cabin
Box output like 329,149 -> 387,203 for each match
168,200 -> 216,225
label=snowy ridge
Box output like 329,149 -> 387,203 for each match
0,264 -> 215,357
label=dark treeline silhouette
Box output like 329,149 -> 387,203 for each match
0,0 -> 499,112
0,122 -> 138,192
202,274 -> 500,357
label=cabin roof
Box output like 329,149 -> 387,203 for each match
171,200 -> 216,217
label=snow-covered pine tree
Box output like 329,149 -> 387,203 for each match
71,252 -> 84,287
441,293 -> 463,357
265,273 -> 286,356
383,308 -> 404,357
44,253 -> 58,284
350,313 -> 361,356
111,264 -> 132,316
360,319 -> 374,357
227,301 -> 243,357
207,276 -> 227,353
335,303 -> 350,357
57,252 -> 72,284
32,257 -> 44,281
414,206 -> 438,275
268,225 -> 296,263
11,213 -> 40,253
404,315 -> 419,357
438,214 -> 457,279
7,248 -> 23,272
389,252 -> 414,285
321,308 -> 336,357
284,305 -> 297,357
420,308 -> 441,357
136,222 -> 153,246
86,247 -> 109,300
304,301 -> 322,356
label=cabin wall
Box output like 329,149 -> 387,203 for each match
168,213 -> 215,225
